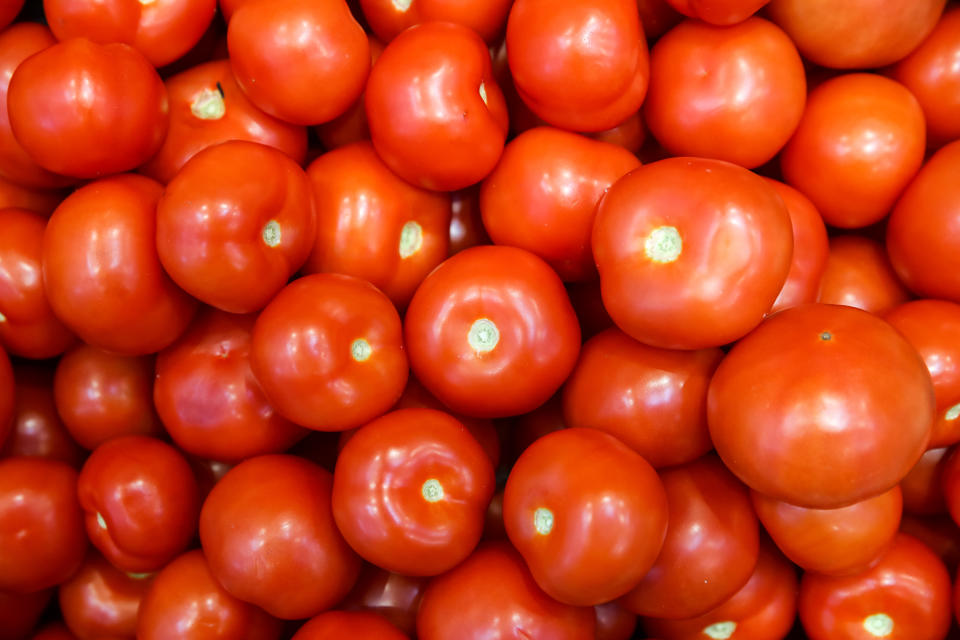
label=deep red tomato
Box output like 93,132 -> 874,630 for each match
592,157 -> 793,349
77,435 -> 199,573
479,127 -> 640,282
405,245 -> 581,418
507,0 -> 648,132
338,565 -> 427,637
900,448 -> 950,516
644,17 -> 804,169
566,280 -> 615,340
943,447 -> 960,529
0,347 -> 10,448
31,624 -> 78,640
42,174 -> 197,355
7,38 -> 168,179
140,59 -> 307,184
667,0 -> 770,25
360,0 -> 512,44
708,303 -> 935,509
817,235 -> 911,315
0,1 -> 23,30
58,550 -> 152,640
137,549 -> 282,640
366,22 -> 508,191
292,611 -> 409,639
0,587 -> 52,640
0,457 -> 87,593
595,602 -> 638,640
416,541 -> 596,639
505,394 -> 567,465
636,0 -> 682,39
448,187 -> 489,256
900,515 -> 960,575
228,0 -> 369,125
588,111 -> 647,155
562,328 -> 722,468
780,74 -> 926,229
199,455 -> 361,620
0,208 -> 74,359
1,365 -> 84,467
799,533 -> 952,640
504,428 -> 668,606
302,141 -> 451,308
0,175 -> 63,215
314,39 -> 385,151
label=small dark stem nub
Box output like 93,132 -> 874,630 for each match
819,331 -> 832,341
215,82 -> 224,98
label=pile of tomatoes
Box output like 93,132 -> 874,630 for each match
2,0 -> 960,638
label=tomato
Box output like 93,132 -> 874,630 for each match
900,515 -> 960,574
900,448 -> 950,516
302,142 -> 451,308
332,408 -> 495,576
42,174 -> 197,355
360,0 -> 512,44
0,176 -> 63,215
31,624 -> 78,640
886,139 -> 960,303
566,280 -> 615,340
77,435 -> 199,573
366,22 -> 508,191
405,245 -> 580,418
58,550 -> 151,640
228,0 -> 369,125
0,208 -> 74,359
416,541 -> 596,639
636,0 -> 682,39
817,235 -> 911,315
338,565 -> 427,637
588,111 -> 647,155
799,533 -> 952,640
199,455 -> 361,620
562,328 -> 722,468
0,588 -> 52,640
943,447 -> 960,529
592,157 -> 793,350
0,347 -> 10,448
292,611 -> 409,639
644,17 -> 804,169
708,303 -> 935,509
766,0 -> 946,69
137,549 -> 283,640
448,187 -> 489,256
664,0 -> 768,25
1,365 -> 84,467
7,38 -> 168,179
504,394 -> 566,465
141,59 -> 307,184
479,127 -> 640,282
642,543 -> 798,640
595,602 -> 638,640
0,1 -> 23,30
0,457 -> 86,593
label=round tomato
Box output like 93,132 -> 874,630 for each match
360,0 -> 512,44
899,447 -> 949,516
292,611 -> 409,639
817,235 -> 911,315
338,565 -> 427,637
664,0 -> 769,24
58,550 -> 152,640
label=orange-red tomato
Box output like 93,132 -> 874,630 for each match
337,565 -> 427,637
899,448 -> 950,516
359,0 -> 513,44
817,235 -> 911,315
292,611 -> 409,639
664,0 -> 769,25
58,550 -> 151,640
636,0 -> 682,39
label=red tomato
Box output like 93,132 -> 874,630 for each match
595,602 -> 638,640
338,565 -> 427,637
77,436 -> 199,573
799,533 -> 952,640
448,187 -> 489,256
58,550 -> 152,640
900,515 -> 960,575
636,0 -> 682,39
0,588 -> 52,640
199,455 -> 361,620
562,328 -> 722,468
900,448 -> 950,516
505,393 -> 567,464
292,611 -> 409,639
31,624 -> 78,640
136,549 -> 282,640
588,111 -> 647,155
708,303 -> 935,508
0,208 -> 74,359
0,1 -> 23,30
943,447 -> 960,529
42,174 -> 197,355
227,0 -> 369,125
251,273 -> 408,431
313,39 -> 385,152
360,0 -> 513,44
623,455 -> 759,619
644,17 -> 804,169
0,457 -> 87,593
0,348 -> 10,448
7,38 -> 168,179
817,235 -> 911,315
366,22 -> 508,191
592,157 -> 793,349
0,175 -> 63,215
504,428 -> 668,606
664,0 -> 769,25
416,541 -> 596,639
404,245 -> 581,418
1,365 -> 84,467
507,0 -> 649,132
141,59 -> 308,184
479,127 -> 640,282
566,280 -> 615,340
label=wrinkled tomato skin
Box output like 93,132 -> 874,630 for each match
900,448 -> 950,516
58,550 -> 152,640
817,235 -> 911,316
360,0 -> 513,44
337,565 -> 427,637
664,0 -> 769,25
292,611 -> 409,639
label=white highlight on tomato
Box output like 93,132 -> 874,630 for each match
479,82 -> 488,106
0,311 -> 5,323
534,507 -> 554,535
468,318 -> 499,353
863,613 -> 894,637
399,221 -> 423,258
351,338 -> 372,362
190,88 -> 226,120
703,621 -> 737,639
946,403 -> 960,421
422,478 -> 444,502
96,512 -> 107,530
262,220 -> 281,247
393,0 -> 413,12
644,226 -> 682,263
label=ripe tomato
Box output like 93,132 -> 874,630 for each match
942,448 -> 960,529
292,611 -> 409,639
359,0 -> 513,44
58,550 -> 151,640
644,17 -> 804,169
42,174 -> 197,355
0,1 -> 23,30
448,187 -> 489,255
900,448 -> 950,516
7,38 -> 168,179
817,235 -> 911,315
595,602 -> 638,640
0,175 -> 63,215
199,455 -> 361,620
31,624 -> 78,640
416,541 -> 596,639
592,157 -> 793,349
0,347 -> 11,447
1,365 -> 84,467
314,38 -> 384,151
479,127 -> 640,282
366,22 -> 508,191
0,588 -> 52,640
798,533 -> 952,640
637,0 -> 682,39
136,549 -> 282,640
708,303 -> 935,509
900,515 -> 960,575
665,0 -> 770,25
338,565 -> 427,637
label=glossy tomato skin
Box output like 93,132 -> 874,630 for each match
644,17 -> 805,169
405,245 -> 580,418
900,448 -> 950,515
42,174 -> 197,356
1,365 -> 84,467
366,22 -> 508,191
137,549 -> 282,640
507,0 -> 649,132
592,157 -> 793,350
0,347 -> 11,449
228,0 -> 369,125
303,142 -> 451,308
337,565 -> 427,637
7,38 -> 168,179
708,304 -> 935,509
361,0 -> 512,44
480,127 -> 640,281
416,541 -> 596,640
0,457 -> 87,593
77,436 -> 199,573
58,550 -> 151,640
292,611 -> 409,639
799,533 -> 952,640
0,208 -> 75,359
781,74 -> 926,229
0,588 -> 53,640
141,59 -> 307,184
199,455 -> 361,620
817,235 -> 911,315
664,0 -> 768,24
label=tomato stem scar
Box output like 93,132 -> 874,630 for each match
862,613 -> 894,637
819,331 -> 832,341
351,338 -> 372,362
644,226 -> 682,263
421,478 -> 444,502
262,220 -> 281,247
945,403 -> 960,421
468,318 -> 499,353
399,221 -> 423,258
702,621 -> 737,639
533,507 -> 554,535
392,0 -> 413,11
191,87 -> 227,120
